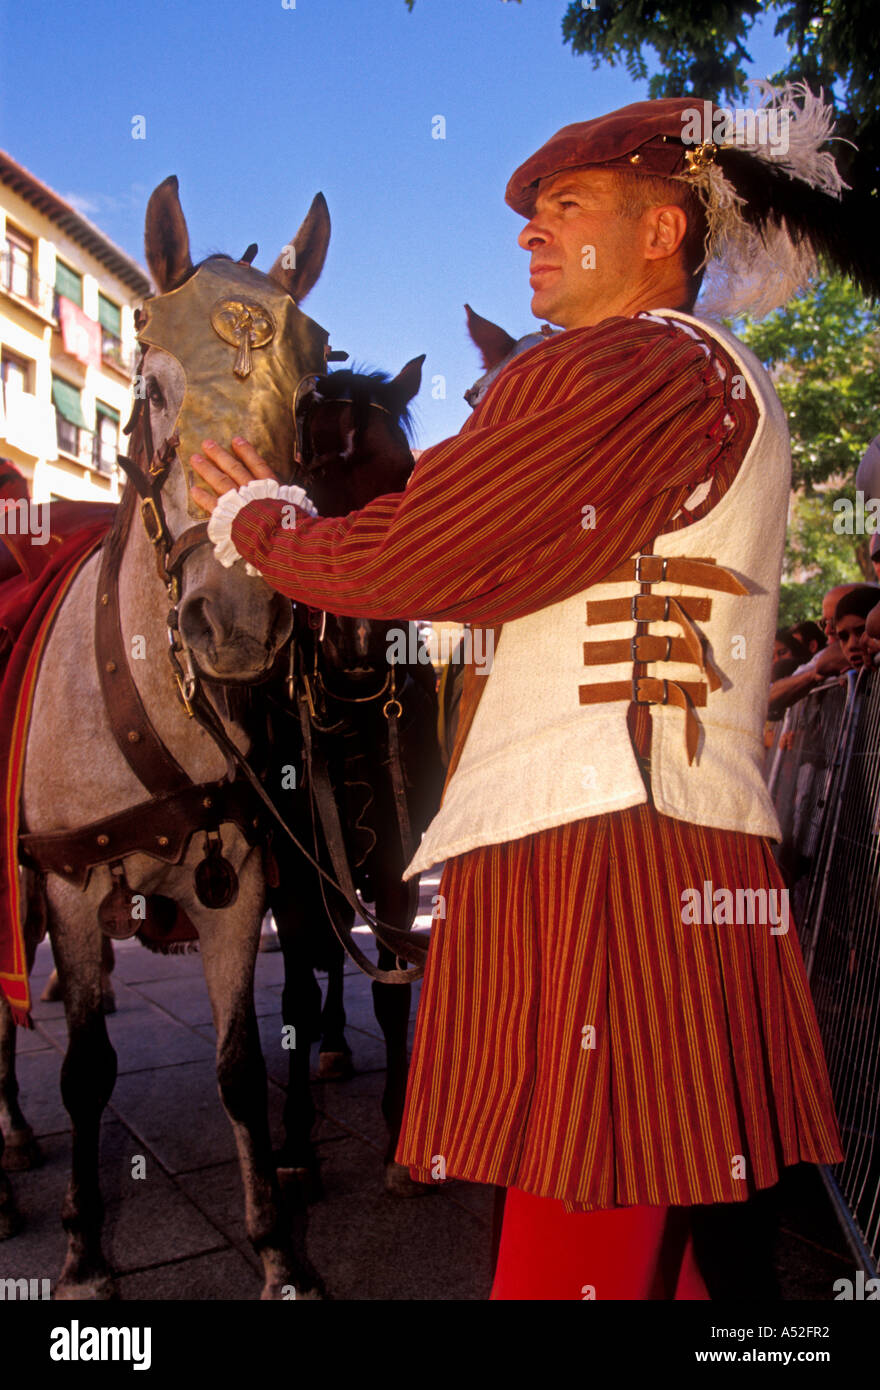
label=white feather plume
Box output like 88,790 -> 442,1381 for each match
676,81 -> 848,320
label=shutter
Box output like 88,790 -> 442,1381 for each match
98,294 -> 121,336
55,260 -> 83,306
51,377 -> 88,428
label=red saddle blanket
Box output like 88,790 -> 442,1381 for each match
0,462 -> 115,1023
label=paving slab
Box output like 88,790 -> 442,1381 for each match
303,1136 -> 493,1300
118,1246 -> 264,1300
10,1047 -> 68,1138
108,1059 -> 287,1174
37,1001 -> 215,1075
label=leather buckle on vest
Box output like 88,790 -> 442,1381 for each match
633,675 -> 667,705
631,634 -> 672,662
634,553 -> 667,583
632,592 -> 669,622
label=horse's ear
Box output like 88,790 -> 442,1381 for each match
388,354 -> 425,409
465,303 -> 517,371
268,193 -> 331,302
144,176 -> 194,293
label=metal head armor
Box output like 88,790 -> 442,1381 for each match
134,175 -> 335,515
137,256 -> 329,516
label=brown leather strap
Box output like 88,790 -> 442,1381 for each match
297,689 -> 425,984
94,539 -> 191,796
385,689 -> 420,925
578,676 -> 708,708
166,521 -> 210,576
583,633 -> 722,692
19,779 -> 261,888
578,676 -> 704,764
587,593 -> 713,625
583,634 -> 695,666
601,554 -> 749,595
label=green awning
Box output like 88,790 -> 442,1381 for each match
55,260 -> 82,306
98,293 -> 121,335
96,401 -> 120,424
51,377 -> 88,429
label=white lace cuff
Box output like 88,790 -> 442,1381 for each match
207,478 -> 318,576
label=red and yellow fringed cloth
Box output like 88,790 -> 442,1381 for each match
0,462 -> 114,1024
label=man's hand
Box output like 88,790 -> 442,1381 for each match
190,438 -> 279,515
813,640 -> 849,679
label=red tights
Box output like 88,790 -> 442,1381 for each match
491,1187 -> 710,1301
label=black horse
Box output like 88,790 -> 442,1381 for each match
268,357 -> 445,1195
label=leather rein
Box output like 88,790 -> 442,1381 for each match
19,377 -> 427,985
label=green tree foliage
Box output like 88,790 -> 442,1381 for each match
735,277 -> 880,622
561,1 -> 879,194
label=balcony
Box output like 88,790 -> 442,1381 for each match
100,327 -> 134,375
0,251 -> 56,319
55,415 -> 117,476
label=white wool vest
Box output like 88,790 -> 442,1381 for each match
403,311 -> 790,880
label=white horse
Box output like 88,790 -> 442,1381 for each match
0,175 -> 331,1299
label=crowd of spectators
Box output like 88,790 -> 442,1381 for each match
768,581 -> 880,722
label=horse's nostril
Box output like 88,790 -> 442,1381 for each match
179,593 -> 228,651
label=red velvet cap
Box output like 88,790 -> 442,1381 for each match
505,98 -> 715,216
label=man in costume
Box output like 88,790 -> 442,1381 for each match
190,84 -> 876,1299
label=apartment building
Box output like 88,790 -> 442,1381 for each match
0,149 -> 150,503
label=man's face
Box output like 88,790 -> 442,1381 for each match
836,612 -> 870,668
517,169 -> 646,329
821,586 -> 857,641
861,603 -> 880,661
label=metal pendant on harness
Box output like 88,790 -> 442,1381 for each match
98,862 -> 141,940
194,830 -> 239,909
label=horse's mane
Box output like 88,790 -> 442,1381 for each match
314,364 -> 414,443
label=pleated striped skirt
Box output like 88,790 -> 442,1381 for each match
395,805 -> 843,1209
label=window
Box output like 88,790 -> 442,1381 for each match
54,260 -> 83,307
93,402 -> 119,474
1,226 -> 35,301
1,349 -> 32,395
52,375 -> 88,457
98,293 -> 124,367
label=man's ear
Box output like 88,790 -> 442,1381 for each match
643,204 -> 689,262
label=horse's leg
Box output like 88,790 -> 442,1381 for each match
272,885 -> 323,1190
0,870 -> 45,1176
198,852 -> 323,1299
372,874 -> 425,1196
49,882 -> 118,1300
317,932 -> 354,1080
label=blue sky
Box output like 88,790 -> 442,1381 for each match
1,0 -> 790,445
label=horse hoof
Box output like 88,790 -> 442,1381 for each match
261,1281 -> 323,1300
1,1129 -> 43,1171
383,1160 -> 440,1197
40,971 -> 63,1003
383,1162 -> 428,1195
55,1268 -> 116,1301
316,1050 -> 354,1081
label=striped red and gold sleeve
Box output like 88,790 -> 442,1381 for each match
230,314 -> 752,626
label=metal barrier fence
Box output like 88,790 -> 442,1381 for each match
768,671 -> 880,1271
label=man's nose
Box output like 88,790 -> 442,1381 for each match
517,218 -> 549,250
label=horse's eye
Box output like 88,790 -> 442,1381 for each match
147,376 -> 166,409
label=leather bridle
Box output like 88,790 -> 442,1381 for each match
110,375 -> 428,984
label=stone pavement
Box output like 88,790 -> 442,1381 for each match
3,870 -> 495,1300
1,866 -> 859,1301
